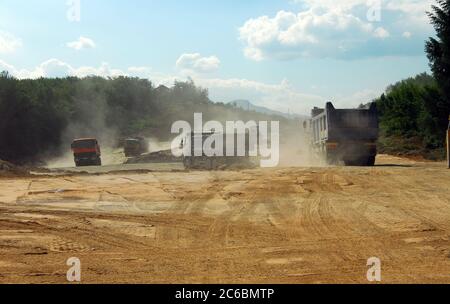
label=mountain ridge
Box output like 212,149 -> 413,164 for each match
228,99 -> 308,119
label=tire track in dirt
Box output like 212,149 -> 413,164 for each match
2,157 -> 450,283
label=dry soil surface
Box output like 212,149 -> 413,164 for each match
0,155 -> 449,283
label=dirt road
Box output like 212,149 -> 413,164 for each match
0,155 -> 449,283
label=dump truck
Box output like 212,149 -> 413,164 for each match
71,138 -> 102,167
182,131 -> 256,170
124,137 -> 148,157
307,102 -> 379,166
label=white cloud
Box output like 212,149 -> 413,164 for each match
193,77 -> 324,114
73,62 -> 125,78
239,9 -> 376,60
373,27 -> 390,39
176,53 -> 220,73
0,59 -> 44,78
385,0 -> 433,28
66,36 -> 96,50
298,0 -> 432,27
402,31 -> 412,38
240,0 -> 433,60
0,60 -> 17,74
1,58 -> 70,79
0,31 -> 22,53
39,59 -> 74,78
0,59 -> 126,79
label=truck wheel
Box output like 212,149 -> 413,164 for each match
345,157 -> 375,166
366,156 -> 376,166
344,160 -> 355,166
344,159 -> 363,166
183,158 -> 191,169
326,155 -> 338,166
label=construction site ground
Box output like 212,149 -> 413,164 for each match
0,155 -> 449,283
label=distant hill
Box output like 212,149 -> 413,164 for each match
228,99 -> 308,120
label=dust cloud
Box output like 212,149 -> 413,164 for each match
147,138 -> 172,153
277,122 -> 325,167
43,85 -> 323,169
44,83 -> 122,168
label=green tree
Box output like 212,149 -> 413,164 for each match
426,0 -> 450,101
425,0 -> 450,144
426,2 -> 450,100
375,73 -> 446,155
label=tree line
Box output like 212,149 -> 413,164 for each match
374,0 -> 450,159
0,74 -> 294,164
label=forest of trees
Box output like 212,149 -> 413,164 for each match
374,73 -> 448,158
0,74 -> 293,164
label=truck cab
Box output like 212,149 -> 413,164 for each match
71,138 -> 102,167
309,102 -> 379,166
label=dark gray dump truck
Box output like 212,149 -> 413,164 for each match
309,102 -> 378,166
182,131 -> 256,170
124,137 -> 148,157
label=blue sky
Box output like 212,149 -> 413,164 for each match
0,0 -> 435,114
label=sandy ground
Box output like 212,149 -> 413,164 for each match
0,155 -> 449,284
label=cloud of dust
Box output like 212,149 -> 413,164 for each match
45,83 -> 122,168
147,137 -> 172,153
277,120 -> 326,167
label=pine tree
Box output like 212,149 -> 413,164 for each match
425,0 -> 450,149
426,0 -> 450,101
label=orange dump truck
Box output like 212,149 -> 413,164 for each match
71,138 -> 102,167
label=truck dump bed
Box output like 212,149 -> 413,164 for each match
182,132 -> 255,170
327,104 -> 378,142
310,102 -> 379,166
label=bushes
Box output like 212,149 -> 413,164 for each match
375,73 -> 449,159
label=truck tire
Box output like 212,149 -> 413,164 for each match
344,158 -> 363,166
344,157 -> 375,167
366,156 -> 376,166
326,154 -> 339,166
210,158 -> 216,170
344,160 -> 356,166
183,157 -> 192,169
